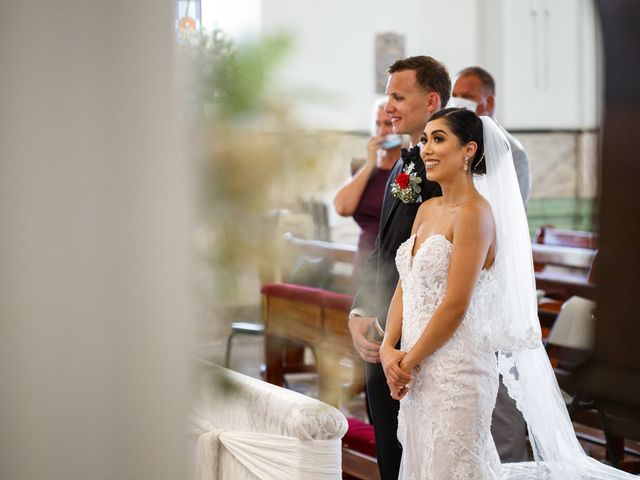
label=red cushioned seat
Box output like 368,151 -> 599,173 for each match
343,417 -> 376,458
261,283 -> 353,312
319,290 -> 353,311
261,283 -> 327,306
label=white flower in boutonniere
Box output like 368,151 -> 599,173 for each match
391,161 -> 422,203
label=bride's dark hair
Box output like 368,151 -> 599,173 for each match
428,107 -> 486,174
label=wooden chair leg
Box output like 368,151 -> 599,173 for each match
283,341 -> 305,366
342,359 -> 366,397
264,334 -> 286,387
316,347 -> 343,407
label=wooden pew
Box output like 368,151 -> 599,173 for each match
261,235 -> 378,479
283,234 -> 357,294
262,283 -> 355,405
532,243 -> 597,301
535,224 -> 599,251
533,226 -> 598,281
531,227 -> 598,333
533,226 -> 598,298
263,235 -> 360,404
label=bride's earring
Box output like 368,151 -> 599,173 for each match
463,155 -> 469,172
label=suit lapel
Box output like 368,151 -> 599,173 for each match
380,162 -> 402,235
381,157 -> 427,236
381,197 -> 401,236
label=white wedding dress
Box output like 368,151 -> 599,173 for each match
390,116 -> 636,480
394,232 -> 637,480
396,233 -> 503,480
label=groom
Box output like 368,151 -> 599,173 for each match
348,55 -> 448,479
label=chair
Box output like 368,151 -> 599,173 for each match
224,320 -> 309,384
224,232 -> 337,371
546,296 -> 595,353
224,322 -> 265,368
261,236 -> 361,404
219,211 -> 317,371
546,295 -> 595,400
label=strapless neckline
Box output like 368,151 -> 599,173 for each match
408,233 -> 451,259
405,233 -> 494,273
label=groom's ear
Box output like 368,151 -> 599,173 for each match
425,91 -> 441,114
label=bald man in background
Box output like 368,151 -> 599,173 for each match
451,66 -> 531,207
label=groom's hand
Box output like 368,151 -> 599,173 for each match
348,316 -> 381,363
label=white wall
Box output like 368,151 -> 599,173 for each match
262,0 -> 479,131
201,0 -> 601,131
268,0 -> 602,131
496,0 -> 600,129
202,0 -> 262,39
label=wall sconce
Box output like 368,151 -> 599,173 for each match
177,0 -> 202,34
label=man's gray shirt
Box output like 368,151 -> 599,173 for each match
501,126 -> 531,206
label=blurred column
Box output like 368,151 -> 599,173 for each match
577,0 -> 640,410
0,1 -> 191,479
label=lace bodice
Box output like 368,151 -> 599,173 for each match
395,234 -> 499,355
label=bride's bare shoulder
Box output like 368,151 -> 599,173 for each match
463,194 -> 491,213
457,196 -> 495,233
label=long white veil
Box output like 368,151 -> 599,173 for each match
475,116 -> 635,479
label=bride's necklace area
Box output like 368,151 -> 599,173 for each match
440,178 -> 479,210
441,195 -> 480,210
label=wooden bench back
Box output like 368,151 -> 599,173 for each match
533,225 -> 598,273
532,226 -> 598,301
285,235 -> 357,265
531,244 -> 596,271
535,225 -> 599,250
280,234 -> 357,294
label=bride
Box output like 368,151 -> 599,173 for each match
380,108 -> 635,479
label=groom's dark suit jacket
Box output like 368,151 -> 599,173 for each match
351,146 -> 442,328
350,146 -> 442,479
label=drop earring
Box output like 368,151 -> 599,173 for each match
463,155 -> 469,172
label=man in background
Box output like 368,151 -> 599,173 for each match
451,66 -> 531,206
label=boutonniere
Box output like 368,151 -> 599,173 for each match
391,161 -> 422,203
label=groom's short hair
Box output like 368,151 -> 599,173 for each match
388,56 -> 451,108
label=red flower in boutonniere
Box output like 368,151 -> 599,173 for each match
396,172 -> 410,189
391,163 -> 422,203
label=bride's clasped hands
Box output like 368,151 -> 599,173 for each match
380,344 -> 415,400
